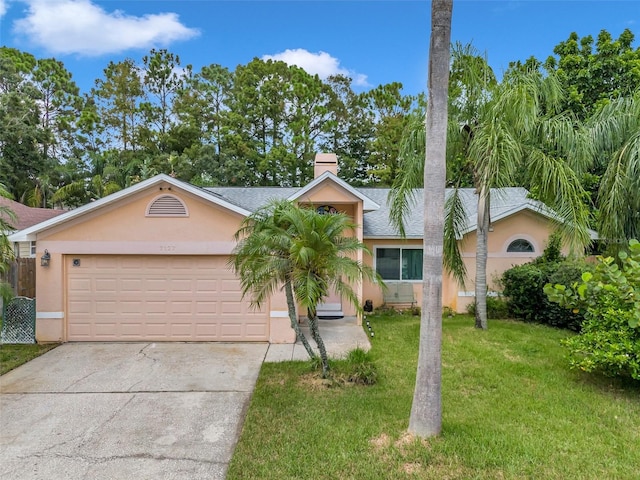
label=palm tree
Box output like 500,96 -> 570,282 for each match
587,91 -> 640,247
51,174 -> 121,208
233,200 -> 316,359
233,200 -> 377,377
391,46 -> 591,330
407,0 -> 452,439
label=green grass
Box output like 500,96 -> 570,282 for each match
227,313 -> 640,479
0,343 -> 58,375
0,318 -> 59,375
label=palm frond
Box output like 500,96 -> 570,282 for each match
526,151 -> 591,252
389,113 -> 426,237
443,188 -> 467,286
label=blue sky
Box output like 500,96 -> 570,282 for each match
0,1 -> 638,97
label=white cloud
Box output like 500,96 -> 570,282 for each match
262,48 -> 370,87
0,0 -> 7,17
13,0 -> 199,56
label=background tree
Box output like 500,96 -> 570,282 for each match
93,58 -> 144,152
407,0 -> 452,439
173,64 -> 234,183
541,29 -> 640,227
0,50 -> 47,202
31,57 -> 83,166
543,29 -> 640,120
322,75 -> 376,186
363,82 -> 415,185
140,49 -> 190,155
0,183 -> 16,301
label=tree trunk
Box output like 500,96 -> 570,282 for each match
284,280 -> 316,359
474,185 -> 489,329
307,308 -> 329,377
408,0 -> 452,439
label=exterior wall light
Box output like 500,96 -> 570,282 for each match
41,249 -> 51,267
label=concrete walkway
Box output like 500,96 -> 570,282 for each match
0,319 -> 369,479
264,317 -> 371,362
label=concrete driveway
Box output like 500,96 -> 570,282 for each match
0,342 -> 268,480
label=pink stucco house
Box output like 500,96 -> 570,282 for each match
9,154 -> 573,344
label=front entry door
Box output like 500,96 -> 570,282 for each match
316,289 -> 344,319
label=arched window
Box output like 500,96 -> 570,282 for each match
146,194 -> 188,217
507,238 -> 534,253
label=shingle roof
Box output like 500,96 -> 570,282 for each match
357,187 -> 557,238
207,184 -> 559,238
205,186 -> 298,212
7,173 -> 576,241
0,197 -> 66,231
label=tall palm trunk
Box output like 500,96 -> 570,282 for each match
474,185 -> 489,329
408,0 -> 452,438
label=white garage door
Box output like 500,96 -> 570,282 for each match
66,255 -> 268,341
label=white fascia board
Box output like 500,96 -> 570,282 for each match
288,171 -> 380,211
460,203 -> 556,236
7,174 -> 251,242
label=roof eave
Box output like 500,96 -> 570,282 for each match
288,171 -> 381,211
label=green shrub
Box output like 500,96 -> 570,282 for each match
341,347 -> 378,385
466,294 -> 510,319
545,239 -> 640,380
442,306 -> 456,317
542,261 -> 587,331
501,263 -> 545,322
501,235 -> 587,331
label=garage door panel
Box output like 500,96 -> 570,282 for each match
69,278 -> 91,293
221,279 -> 241,292
195,279 -> 218,293
96,300 -> 119,313
68,299 -> 91,313
95,278 -> 117,292
66,255 -> 268,341
121,278 -> 143,291
195,324 -> 218,337
246,323 -> 268,338
95,256 -> 119,269
195,301 -> 218,314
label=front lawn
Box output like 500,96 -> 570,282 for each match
228,314 -> 640,479
0,343 -> 58,375
0,318 -> 58,375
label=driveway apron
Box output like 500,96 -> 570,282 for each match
0,342 -> 268,480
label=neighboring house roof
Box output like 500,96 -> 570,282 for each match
0,196 -> 65,231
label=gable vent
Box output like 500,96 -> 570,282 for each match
146,195 -> 188,217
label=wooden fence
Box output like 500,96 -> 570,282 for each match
1,258 -> 36,299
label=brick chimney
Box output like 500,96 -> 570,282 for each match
314,153 -> 338,178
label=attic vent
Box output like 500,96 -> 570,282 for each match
146,195 -> 188,217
